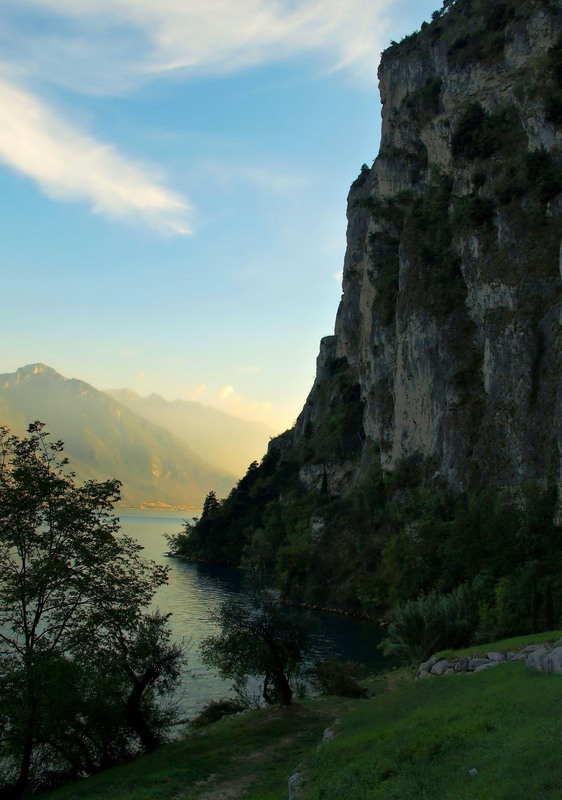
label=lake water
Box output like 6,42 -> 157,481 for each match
119,510 -> 389,720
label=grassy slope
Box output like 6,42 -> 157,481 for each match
42,633 -> 562,800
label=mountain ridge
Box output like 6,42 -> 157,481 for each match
0,363 -> 237,509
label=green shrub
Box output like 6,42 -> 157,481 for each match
190,699 -> 247,729
452,103 -> 510,160
526,149 -> 562,204
381,585 -> 475,663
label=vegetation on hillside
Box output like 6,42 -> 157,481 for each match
171,442 -> 562,648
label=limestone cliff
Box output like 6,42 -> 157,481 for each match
284,0 -> 562,499
181,0 -> 562,617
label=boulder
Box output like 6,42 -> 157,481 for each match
431,659 -> 451,676
288,772 -> 303,800
474,661 -> 499,672
487,652 -> 505,661
542,647 -> 562,674
526,646 -> 549,671
419,655 -> 439,673
468,658 -> 492,671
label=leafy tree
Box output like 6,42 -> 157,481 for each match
0,423 -> 184,797
201,586 -> 312,706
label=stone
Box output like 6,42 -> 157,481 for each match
487,652 -> 505,661
454,657 -> 470,672
430,659 -> 451,676
507,652 -> 526,661
469,768 -> 479,777
288,772 -> 303,800
419,655 -> 439,673
322,721 -> 340,742
468,658 -> 492,671
526,646 -> 549,671
542,647 -> 562,674
474,662 -> 496,672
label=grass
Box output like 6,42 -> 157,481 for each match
435,629 -> 562,660
40,633 -> 562,800
301,662 -> 562,799
40,701 -> 346,800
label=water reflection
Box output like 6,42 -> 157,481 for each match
119,510 -> 388,718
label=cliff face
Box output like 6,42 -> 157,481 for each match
288,0 -> 562,498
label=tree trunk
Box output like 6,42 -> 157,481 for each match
272,667 -> 293,706
12,733 -> 34,799
125,676 -> 160,752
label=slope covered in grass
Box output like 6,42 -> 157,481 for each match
302,665 -> 562,799
41,634 -> 562,800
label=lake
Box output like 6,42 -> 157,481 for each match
119,510 -> 390,720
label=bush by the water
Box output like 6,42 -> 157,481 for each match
190,699 -> 247,729
381,584 -> 475,663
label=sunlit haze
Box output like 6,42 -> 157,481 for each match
1,0 -> 438,433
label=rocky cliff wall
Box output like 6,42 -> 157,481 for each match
288,0 -> 562,499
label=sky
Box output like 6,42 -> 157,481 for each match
1,0 -> 440,434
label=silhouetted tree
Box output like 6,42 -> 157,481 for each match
201,586 -> 311,706
0,423 -> 185,797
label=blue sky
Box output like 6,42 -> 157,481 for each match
1,0 -> 439,433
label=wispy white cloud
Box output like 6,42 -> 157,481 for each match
0,77 -> 191,234
5,0 -> 391,92
0,0 -> 392,230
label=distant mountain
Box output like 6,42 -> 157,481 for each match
106,389 -> 275,476
0,364 -> 236,509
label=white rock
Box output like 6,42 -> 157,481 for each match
542,647 -> 562,674
431,659 -> 451,676
288,772 -> 303,800
507,652 -> 526,661
474,662 -> 496,672
468,658 -> 491,671
487,651 -> 505,661
526,646 -> 549,671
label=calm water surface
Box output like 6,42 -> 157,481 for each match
119,510 -> 389,719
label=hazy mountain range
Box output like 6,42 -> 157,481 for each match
0,364 -> 272,509
106,388 -> 274,476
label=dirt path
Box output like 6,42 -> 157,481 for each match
179,702 -> 347,800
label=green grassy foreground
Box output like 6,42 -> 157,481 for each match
42,632 -> 562,800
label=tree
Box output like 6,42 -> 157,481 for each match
200,586 -> 311,706
0,423 -> 184,797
